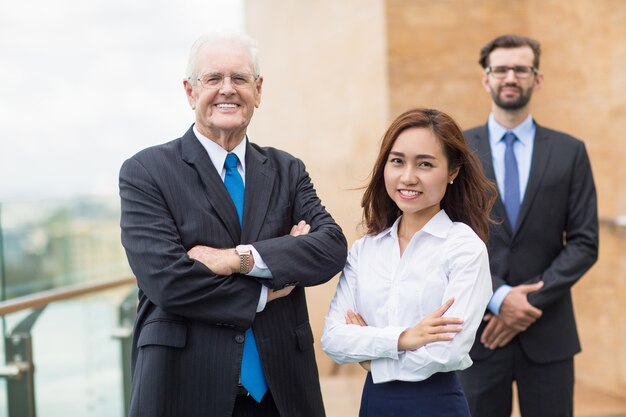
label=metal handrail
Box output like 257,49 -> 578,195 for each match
0,276 -> 136,316
600,215 -> 626,237
600,215 -> 626,228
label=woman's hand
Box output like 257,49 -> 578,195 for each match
397,298 -> 463,351
345,310 -> 372,372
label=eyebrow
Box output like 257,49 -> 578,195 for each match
389,151 -> 437,159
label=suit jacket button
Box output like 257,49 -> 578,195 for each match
235,334 -> 245,344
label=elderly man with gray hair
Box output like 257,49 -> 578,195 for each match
119,32 -> 347,417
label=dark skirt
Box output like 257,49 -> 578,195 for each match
359,371 -> 470,417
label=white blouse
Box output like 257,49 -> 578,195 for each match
321,210 -> 492,384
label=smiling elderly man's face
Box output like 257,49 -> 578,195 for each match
185,40 -> 263,144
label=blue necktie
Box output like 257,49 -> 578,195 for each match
503,132 -> 520,229
223,153 -> 268,402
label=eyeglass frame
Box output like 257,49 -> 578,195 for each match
191,72 -> 260,89
484,65 -> 538,79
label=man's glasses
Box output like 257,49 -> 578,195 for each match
485,66 -> 537,79
193,72 -> 259,89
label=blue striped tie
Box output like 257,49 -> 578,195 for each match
223,153 -> 268,402
503,132 -> 520,229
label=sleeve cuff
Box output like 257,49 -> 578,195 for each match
488,285 -> 512,315
248,245 -> 273,278
256,285 -> 268,312
375,326 -> 406,360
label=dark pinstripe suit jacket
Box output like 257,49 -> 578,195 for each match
464,122 -> 598,364
119,126 -> 347,417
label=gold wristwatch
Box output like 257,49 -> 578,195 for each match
235,245 -> 251,274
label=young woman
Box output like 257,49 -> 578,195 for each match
322,108 -> 497,416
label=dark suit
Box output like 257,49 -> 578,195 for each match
458,122 -> 598,415
119,126 -> 347,417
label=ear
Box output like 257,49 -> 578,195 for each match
449,166 -> 460,183
533,71 -> 544,92
183,78 -> 196,110
481,71 -> 491,93
254,75 -> 263,108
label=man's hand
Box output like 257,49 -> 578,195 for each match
187,246 -> 238,276
267,285 -> 295,302
498,281 -> 544,331
266,220 -> 311,304
480,313 -> 519,349
290,220 -> 311,237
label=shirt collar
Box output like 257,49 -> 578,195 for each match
193,124 -> 247,173
374,209 -> 453,241
488,113 -> 535,148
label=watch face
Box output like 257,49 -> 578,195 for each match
236,245 -> 250,255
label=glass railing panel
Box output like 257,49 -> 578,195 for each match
0,284 -> 137,417
0,196 -> 131,300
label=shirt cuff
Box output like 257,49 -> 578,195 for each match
374,326 -> 405,360
256,285 -> 268,312
488,285 -> 512,315
247,245 -> 272,278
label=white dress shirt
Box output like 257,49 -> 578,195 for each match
321,210 -> 492,384
193,125 -> 270,311
486,114 -> 535,314
488,113 -> 535,205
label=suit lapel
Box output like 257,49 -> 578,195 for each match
180,127 -> 241,244
514,123 -> 552,237
472,125 -> 513,235
242,142 -> 276,243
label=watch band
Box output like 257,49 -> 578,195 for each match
236,245 -> 251,274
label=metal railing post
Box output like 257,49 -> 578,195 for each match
112,288 -> 137,417
1,307 -> 46,417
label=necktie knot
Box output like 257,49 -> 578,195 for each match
503,131 -> 517,147
225,153 -> 239,170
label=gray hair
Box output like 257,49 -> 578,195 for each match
185,32 -> 260,83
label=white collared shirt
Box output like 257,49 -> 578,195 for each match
321,210 -> 492,383
487,113 -> 535,202
486,114 -> 535,314
193,125 -> 270,311
194,125 -> 248,184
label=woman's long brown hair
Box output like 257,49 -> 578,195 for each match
361,108 -> 497,242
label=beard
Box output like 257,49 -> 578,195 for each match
491,83 -> 534,110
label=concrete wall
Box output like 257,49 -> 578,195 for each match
246,0 -> 626,396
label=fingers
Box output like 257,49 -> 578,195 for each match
520,281 -> 544,294
290,220 -> 311,237
481,316 -> 519,349
480,314 -> 498,345
488,327 -> 516,349
345,310 -> 368,326
495,330 -> 517,348
430,298 -> 455,318
420,322 -> 463,345
267,285 -> 295,303
527,305 -> 543,319
281,285 -> 296,296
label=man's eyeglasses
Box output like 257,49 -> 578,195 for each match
193,72 -> 259,89
485,66 -> 537,79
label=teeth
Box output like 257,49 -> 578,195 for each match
400,190 -> 420,196
216,104 -> 238,108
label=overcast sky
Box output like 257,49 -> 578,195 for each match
0,0 -> 244,202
